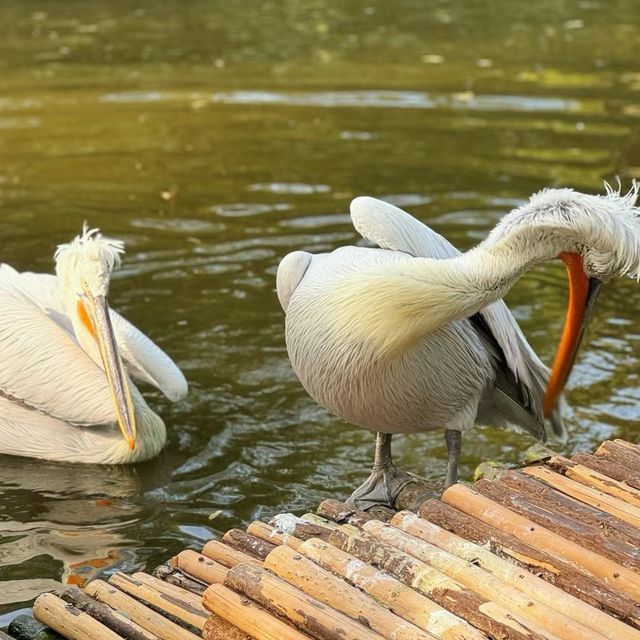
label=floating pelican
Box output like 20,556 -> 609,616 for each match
0,226 -> 187,464
277,185 -> 640,508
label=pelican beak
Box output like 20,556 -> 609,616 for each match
89,295 -> 137,449
543,252 -> 602,417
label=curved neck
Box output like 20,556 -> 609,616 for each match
337,228 -> 558,355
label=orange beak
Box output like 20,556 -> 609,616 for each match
543,252 -> 601,417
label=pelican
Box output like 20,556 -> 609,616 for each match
277,185 -> 640,509
0,225 -> 187,464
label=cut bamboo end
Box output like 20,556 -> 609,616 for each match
204,583 -> 312,640
442,483 -> 640,602
201,540 -> 263,568
222,529 -> 277,560
33,592 -> 123,640
173,550 -> 228,585
85,579 -> 201,640
246,521 -> 303,549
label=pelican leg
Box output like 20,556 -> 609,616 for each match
347,432 -> 415,510
444,429 -> 462,488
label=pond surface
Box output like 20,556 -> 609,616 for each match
1,0 -> 639,622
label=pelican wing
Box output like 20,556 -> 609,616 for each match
0,265 -> 187,403
350,197 -> 566,441
0,287 -> 117,425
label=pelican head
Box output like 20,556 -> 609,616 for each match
54,225 -> 136,450
495,183 -> 640,417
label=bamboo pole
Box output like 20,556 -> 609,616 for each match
571,453 -> 640,491
499,470 -> 640,549
246,521 -> 304,549
523,466 -> 640,528
475,476 -> 640,569
328,527 -> 545,640
364,519 -> 601,640
418,498 -> 640,627
297,538 -> 487,640
204,583 -> 312,640
596,441 -> 640,467
33,593 -> 123,640
85,580 -> 200,640
223,562 -> 385,640
109,572 -> 208,630
564,463 -> 640,507
153,565 -> 207,595
317,499 -> 389,526
268,513 -> 336,542
264,544 -> 436,640
390,511 -> 638,640
61,586 -> 159,640
201,540 -> 262,568
172,550 -> 228,584
223,529 -> 277,560
442,484 -> 640,601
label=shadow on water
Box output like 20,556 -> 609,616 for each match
1,0 -> 640,621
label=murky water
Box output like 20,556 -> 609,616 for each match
1,0 -> 639,622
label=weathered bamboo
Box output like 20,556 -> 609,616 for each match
563,463 -> 640,507
442,484 -> 640,601
365,519 -> 603,640
499,470 -> 640,549
317,499 -> 383,526
204,583 -> 312,640
61,586 -> 159,640
523,466 -> 640,528
600,440 -> 640,461
33,593 -> 123,640
109,572 -> 208,630
201,614 -> 252,640
7,617 -> 64,640
268,513 -> 335,543
246,521 -> 304,549
172,550 -> 228,585
222,529 -> 277,560
300,512 -> 359,534
153,565 -> 207,595
223,563 -> 385,640
390,511 -> 639,640
0,631 -> 11,640
571,453 -> 640,491
85,580 -> 200,640
475,477 -> 640,569
418,498 -> 640,627
328,528 -> 545,640
297,538 -> 486,640
264,544 -> 436,640
201,540 -> 263,568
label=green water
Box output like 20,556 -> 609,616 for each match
1,0 -> 639,622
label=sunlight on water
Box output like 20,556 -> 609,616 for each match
0,0 -> 639,622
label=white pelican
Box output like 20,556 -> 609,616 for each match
277,185 -> 640,508
0,225 -> 187,464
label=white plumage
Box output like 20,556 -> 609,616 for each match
0,226 -> 187,464
277,185 -> 640,507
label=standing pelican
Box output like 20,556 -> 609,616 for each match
0,225 -> 187,464
277,185 -> 640,508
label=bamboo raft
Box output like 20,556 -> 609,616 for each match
6,438 -> 640,640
